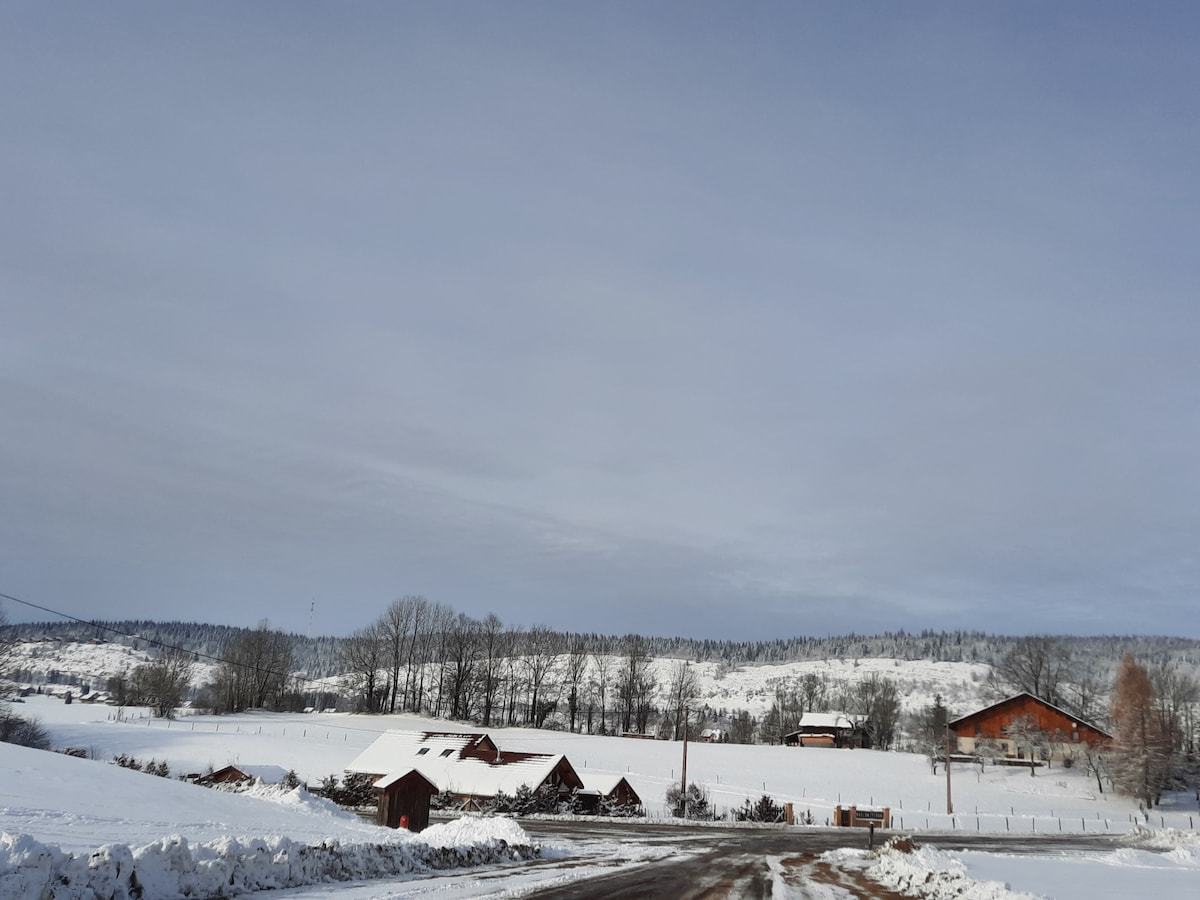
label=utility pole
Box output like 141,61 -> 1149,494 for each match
945,723 -> 954,815
680,705 -> 689,818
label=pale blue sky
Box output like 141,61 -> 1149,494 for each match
2,3 -> 1198,638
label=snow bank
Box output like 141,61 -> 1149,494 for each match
1127,825 -> 1200,853
823,844 -> 1041,900
230,780 -> 352,820
0,818 -> 542,900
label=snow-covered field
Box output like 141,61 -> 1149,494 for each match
5,673 -> 1200,896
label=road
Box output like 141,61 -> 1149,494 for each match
518,821 -> 1129,899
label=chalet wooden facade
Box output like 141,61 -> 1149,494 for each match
345,730 -> 584,811
949,693 -> 1111,762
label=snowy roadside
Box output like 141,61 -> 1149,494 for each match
0,813 -> 547,900
823,830 -> 1200,900
0,741 -> 563,900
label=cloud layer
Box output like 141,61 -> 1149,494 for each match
3,4 -> 1198,638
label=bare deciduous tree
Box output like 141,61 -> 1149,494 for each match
1001,713 -> 1048,776
846,673 -> 901,750
477,613 -> 507,727
563,633 -> 590,733
618,634 -> 657,734
522,626 -> 564,727
992,636 -> 1072,707
663,660 -> 700,741
339,623 -> 386,713
131,649 -> 193,718
591,637 -> 616,735
213,621 -> 295,712
378,598 -> 415,713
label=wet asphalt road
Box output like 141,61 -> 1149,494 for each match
517,821 -> 1130,899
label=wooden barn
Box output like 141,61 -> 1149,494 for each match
345,730 -> 584,812
949,693 -> 1111,762
373,769 -> 439,832
784,712 -> 866,749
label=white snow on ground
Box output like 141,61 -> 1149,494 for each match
0,741 -> 545,899
6,684 -> 1200,896
825,830 -> 1200,900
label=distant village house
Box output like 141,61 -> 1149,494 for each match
785,712 -> 867,749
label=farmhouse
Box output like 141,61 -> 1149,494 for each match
784,712 -> 866,748
949,693 -> 1111,763
345,730 -> 583,811
198,764 -> 292,786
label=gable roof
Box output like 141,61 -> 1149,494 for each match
346,730 -> 582,798
216,764 -> 291,784
578,772 -> 633,795
373,769 -> 439,793
948,692 -> 1112,738
794,712 -> 861,731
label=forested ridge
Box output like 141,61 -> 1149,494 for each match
8,618 -> 1200,678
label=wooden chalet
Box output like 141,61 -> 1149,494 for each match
784,712 -> 866,749
345,730 -> 584,812
949,693 -> 1111,762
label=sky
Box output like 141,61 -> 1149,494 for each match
2,2 -> 1198,640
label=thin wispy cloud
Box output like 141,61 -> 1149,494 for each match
2,3 -> 1197,638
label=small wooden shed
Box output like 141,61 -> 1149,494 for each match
374,769 -> 439,832
576,774 -> 642,814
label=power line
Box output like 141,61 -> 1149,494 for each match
0,590 -> 346,695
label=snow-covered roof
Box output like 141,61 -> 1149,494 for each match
346,730 -> 580,798
577,771 -> 631,795
947,692 -> 1112,737
229,765 -> 291,784
795,712 -> 860,731
372,769 -> 437,792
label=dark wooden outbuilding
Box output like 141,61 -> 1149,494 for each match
374,769 -> 439,832
577,775 -> 642,814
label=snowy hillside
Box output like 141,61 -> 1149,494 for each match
6,696 -> 1200,898
4,639 -> 990,723
0,737 -> 545,899
661,656 -> 990,717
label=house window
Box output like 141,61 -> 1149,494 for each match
440,749 -> 454,757
416,748 -> 429,756
1073,731 -> 1079,742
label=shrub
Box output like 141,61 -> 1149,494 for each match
734,793 -> 783,823
664,782 -> 711,819
0,708 -> 50,750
